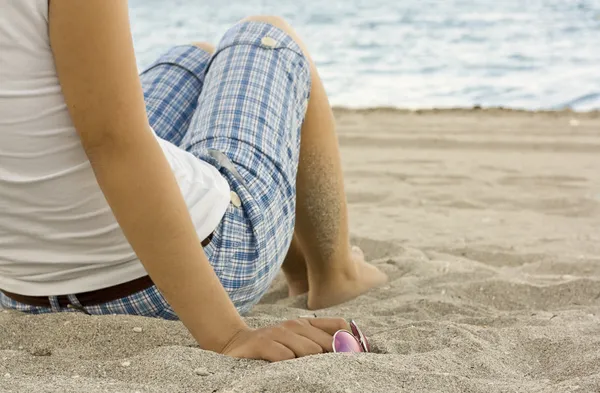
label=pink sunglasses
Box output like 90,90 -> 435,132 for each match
332,320 -> 371,353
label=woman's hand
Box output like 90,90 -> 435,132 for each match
221,318 -> 348,361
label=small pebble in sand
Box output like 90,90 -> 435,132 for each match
121,361 -> 131,368
4,373 -> 10,378
31,348 -> 52,357
194,368 -> 210,376
569,119 -> 580,127
72,375 -> 80,379
132,327 -> 143,333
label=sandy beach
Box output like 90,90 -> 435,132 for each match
1,108 -> 599,393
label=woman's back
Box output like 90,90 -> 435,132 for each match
0,0 -> 230,296
0,0 -> 142,295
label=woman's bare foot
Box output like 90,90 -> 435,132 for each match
306,247 -> 388,310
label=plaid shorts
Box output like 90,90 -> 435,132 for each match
0,21 -> 311,316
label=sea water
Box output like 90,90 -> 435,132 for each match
130,0 -> 600,111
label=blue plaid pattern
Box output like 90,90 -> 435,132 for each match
0,21 -> 311,316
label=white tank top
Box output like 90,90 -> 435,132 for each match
0,0 -> 231,295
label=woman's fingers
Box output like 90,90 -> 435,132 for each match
304,317 -> 349,336
282,319 -> 335,352
270,325 -> 324,358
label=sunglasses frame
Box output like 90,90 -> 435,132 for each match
332,320 -> 370,353
349,320 -> 370,352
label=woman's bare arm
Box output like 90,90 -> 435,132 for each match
48,0 -> 246,352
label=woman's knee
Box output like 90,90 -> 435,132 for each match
241,15 -> 294,36
241,15 -> 311,61
190,41 -> 216,54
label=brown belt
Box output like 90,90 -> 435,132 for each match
2,275 -> 155,308
1,233 -> 213,308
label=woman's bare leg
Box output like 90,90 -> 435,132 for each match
242,16 -> 388,310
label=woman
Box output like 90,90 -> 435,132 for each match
0,1 -> 387,361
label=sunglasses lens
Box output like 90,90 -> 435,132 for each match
332,330 -> 364,353
350,320 -> 371,352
